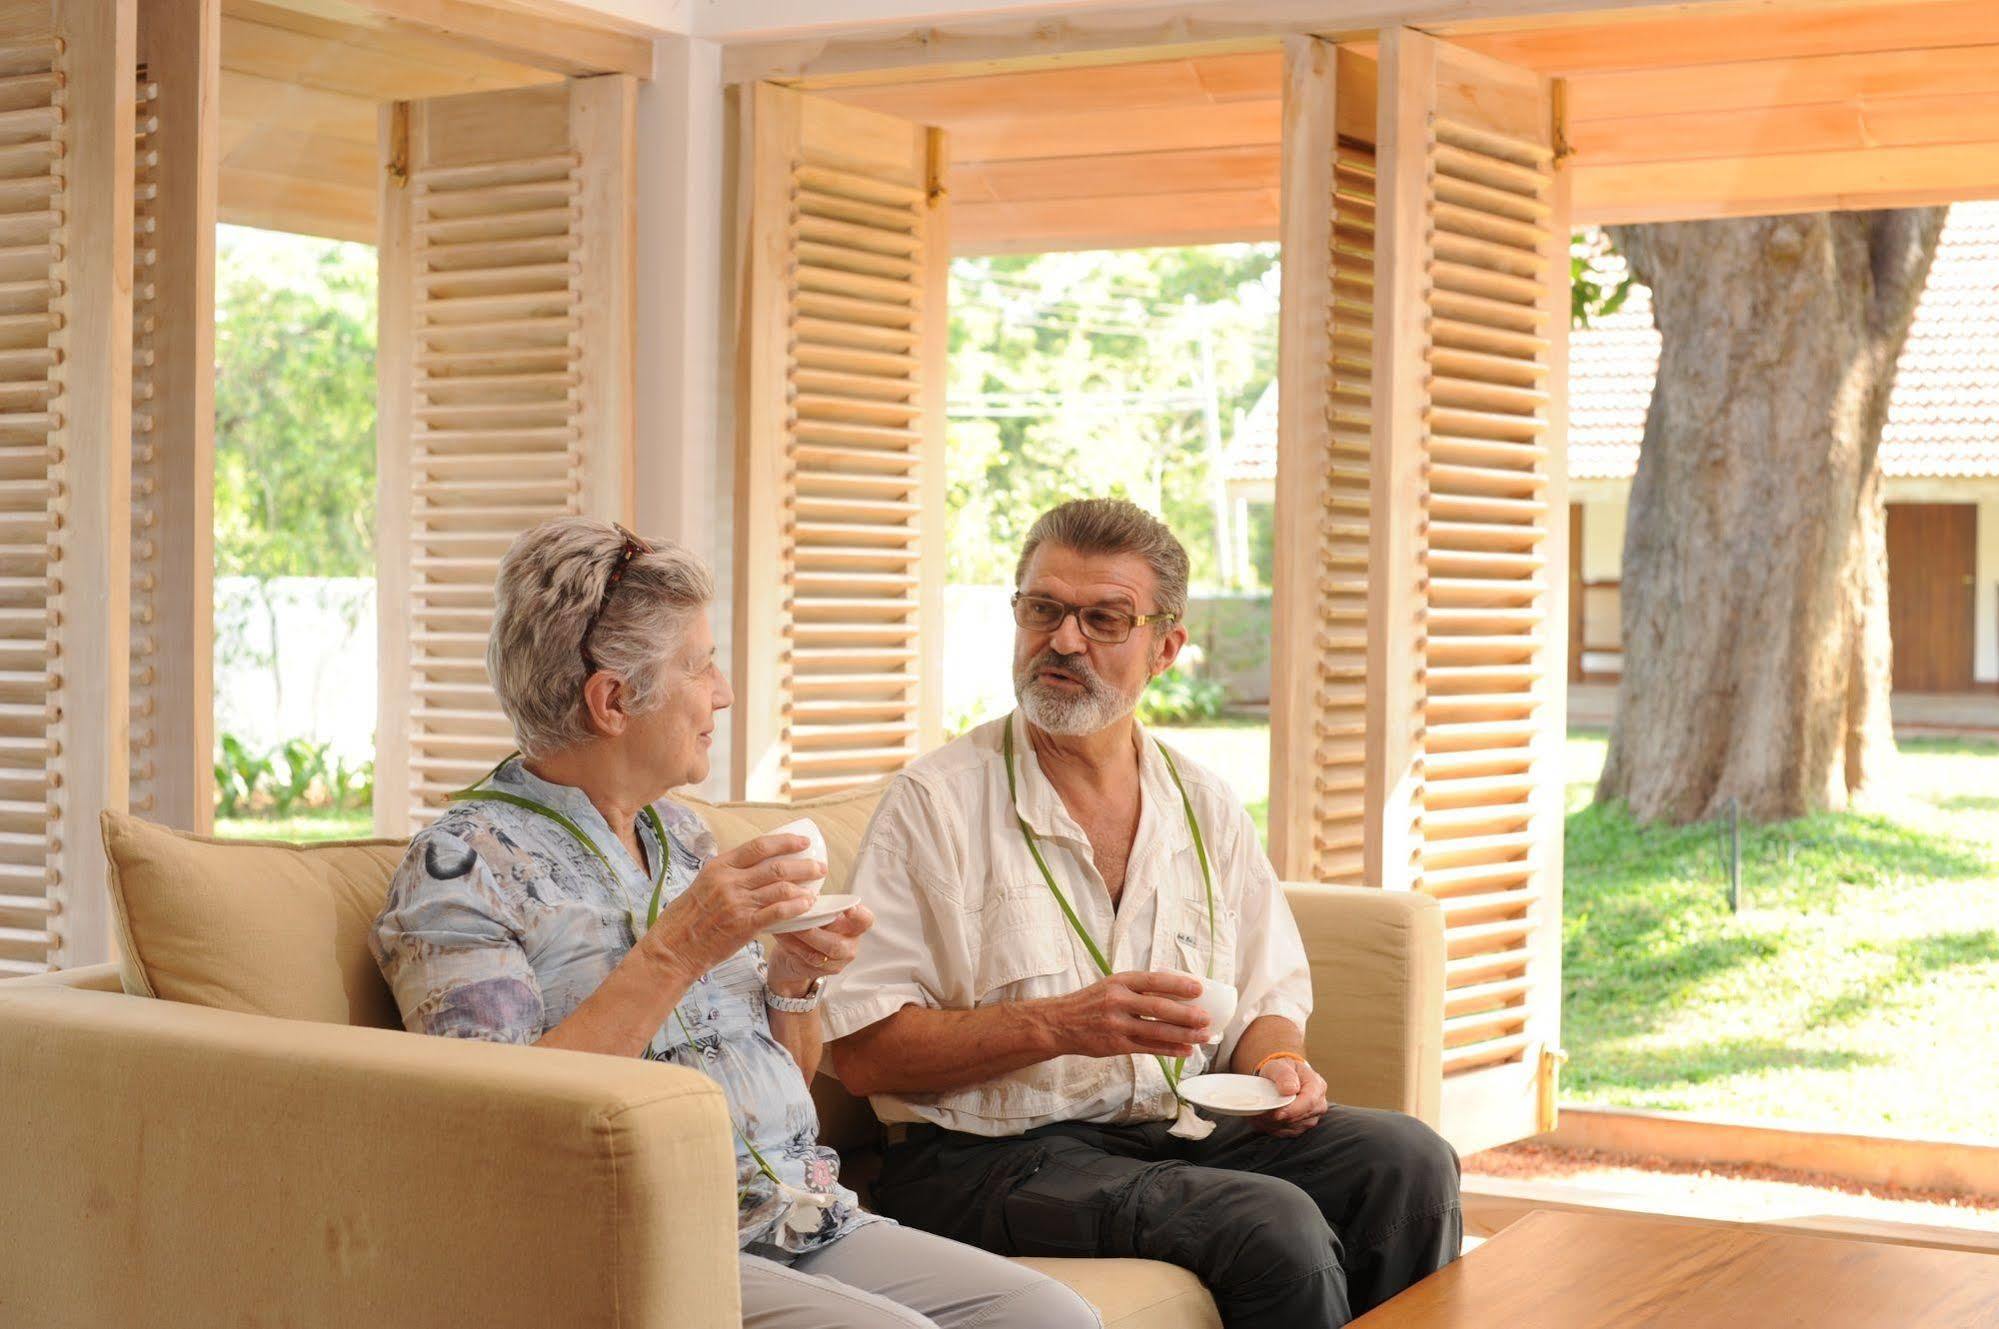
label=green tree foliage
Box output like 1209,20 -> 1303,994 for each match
947,245 -> 1279,588
214,226 -> 378,580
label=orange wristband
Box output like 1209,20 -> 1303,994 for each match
1254,1051 -> 1309,1076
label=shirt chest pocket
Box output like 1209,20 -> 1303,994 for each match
1169,892 -> 1239,988
973,888 -> 1073,1004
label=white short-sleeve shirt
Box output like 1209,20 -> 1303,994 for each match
823,711 -> 1313,1137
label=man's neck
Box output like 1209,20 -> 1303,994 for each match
1024,713 -> 1140,800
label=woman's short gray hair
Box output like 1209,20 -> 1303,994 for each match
486,517 -> 714,758
1014,498 -> 1190,622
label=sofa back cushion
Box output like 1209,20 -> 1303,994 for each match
678,785 -> 888,1153
100,810 -> 408,1027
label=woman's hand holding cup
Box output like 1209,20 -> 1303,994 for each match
644,832 -> 825,980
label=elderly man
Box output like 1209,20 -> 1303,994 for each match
824,498 -> 1461,1328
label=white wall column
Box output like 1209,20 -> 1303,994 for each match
634,33 -> 733,797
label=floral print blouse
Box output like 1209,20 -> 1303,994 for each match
369,757 -> 876,1257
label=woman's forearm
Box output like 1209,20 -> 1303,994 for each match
535,931 -> 698,1057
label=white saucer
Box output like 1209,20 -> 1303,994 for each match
766,892 -> 861,934
1177,1074 -> 1296,1117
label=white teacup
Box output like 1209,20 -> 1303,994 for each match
766,816 -> 828,898
1192,978 -> 1238,1046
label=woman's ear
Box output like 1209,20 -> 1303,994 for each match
581,671 -> 630,738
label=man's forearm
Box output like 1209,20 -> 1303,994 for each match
830,1000 -> 1060,1096
1229,1014 -> 1306,1076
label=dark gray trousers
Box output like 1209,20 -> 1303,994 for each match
871,1107 -> 1462,1329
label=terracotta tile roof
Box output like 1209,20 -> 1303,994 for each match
1227,202 -> 1999,484
1574,202 -> 1999,481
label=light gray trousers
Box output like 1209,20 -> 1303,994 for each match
742,1221 -> 1102,1329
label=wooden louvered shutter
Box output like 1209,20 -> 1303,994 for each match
0,1 -> 135,973
375,77 -> 635,834
735,84 -> 946,802
1272,30 -> 1569,1155
130,0 -> 217,835
1271,39 -> 1379,889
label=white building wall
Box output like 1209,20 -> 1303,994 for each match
1977,496 -> 1998,683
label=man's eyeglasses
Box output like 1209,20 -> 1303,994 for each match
1011,592 -> 1176,646
581,524 -> 652,674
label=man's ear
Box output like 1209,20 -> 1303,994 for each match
580,671 -> 630,738
1151,622 -> 1188,679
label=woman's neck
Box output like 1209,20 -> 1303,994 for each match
522,743 -> 668,864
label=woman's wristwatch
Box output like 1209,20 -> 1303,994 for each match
762,969 -> 827,1013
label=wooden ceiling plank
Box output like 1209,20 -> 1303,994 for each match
948,97 -> 1280,165
1188,50 -> 1282,102
1567,102 -> 1865,167
1864,89 -> 1999,150
241,0 -> 649,78
222,122 -> 378,184
1571,139 -> 1999,226
220,162 -> 376,243
220,68 -> 377,144
1566,44 -> 1999,121
955,186 -> 1278,254
1452,0 -> 1999,74
955,143 -> 1282,204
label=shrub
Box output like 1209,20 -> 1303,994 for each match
1137,668 -> 1227,726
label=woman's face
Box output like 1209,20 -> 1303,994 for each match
625,608 -> 732,790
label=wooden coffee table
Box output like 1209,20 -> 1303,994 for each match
1352,1209 -> 1999,1327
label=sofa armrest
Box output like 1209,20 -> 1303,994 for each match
0,986 -> 741,1328
0,961 -> 123,992
1282,883 -> 1443,1125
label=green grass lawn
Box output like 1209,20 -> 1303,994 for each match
215,810 -> 374,843
1161,723 -> 1999,1142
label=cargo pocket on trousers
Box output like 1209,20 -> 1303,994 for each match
984,1145 -> 1108,1258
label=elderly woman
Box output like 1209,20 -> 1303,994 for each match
371,517 -> 1097,1329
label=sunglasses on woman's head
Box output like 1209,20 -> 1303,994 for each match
580,524 -> 652,674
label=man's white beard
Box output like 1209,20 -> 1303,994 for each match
1014,651 -> 1143,736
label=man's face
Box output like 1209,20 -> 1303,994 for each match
1012,543 -> 1186,736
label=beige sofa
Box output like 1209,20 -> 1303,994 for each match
0,788 -> 1442,1329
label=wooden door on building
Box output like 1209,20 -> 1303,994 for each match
1886,503 -> 1977,693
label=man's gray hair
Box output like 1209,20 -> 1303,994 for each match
486,517 -> 714,758
1014,498 -> 1191,621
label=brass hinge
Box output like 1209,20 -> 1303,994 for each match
1536,1045 -> 1569,1135
1551,79 -> 1575,167
386,101 -> 411,189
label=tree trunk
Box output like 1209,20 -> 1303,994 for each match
1597,208 -> 1946,824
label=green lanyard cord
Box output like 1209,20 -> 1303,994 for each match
449,765 -> 783,1191
1001,715 -> 1218,1097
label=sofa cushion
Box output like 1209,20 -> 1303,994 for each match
100,810 -> 407,1027
1016,1258 -> 1221,1329
679,783 -> 885,895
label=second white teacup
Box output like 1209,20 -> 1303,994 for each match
766,816 -> 828,898
1191,977 -> 1238,1046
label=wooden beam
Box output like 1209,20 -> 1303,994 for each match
223,122 -> 378,184
57,0 -> 136,965
221,6 -> 560,100
1452,0 -> 1999,73
1572,139 -> 1999,225
243,0 -> 651,77
140,0 -> 221,834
